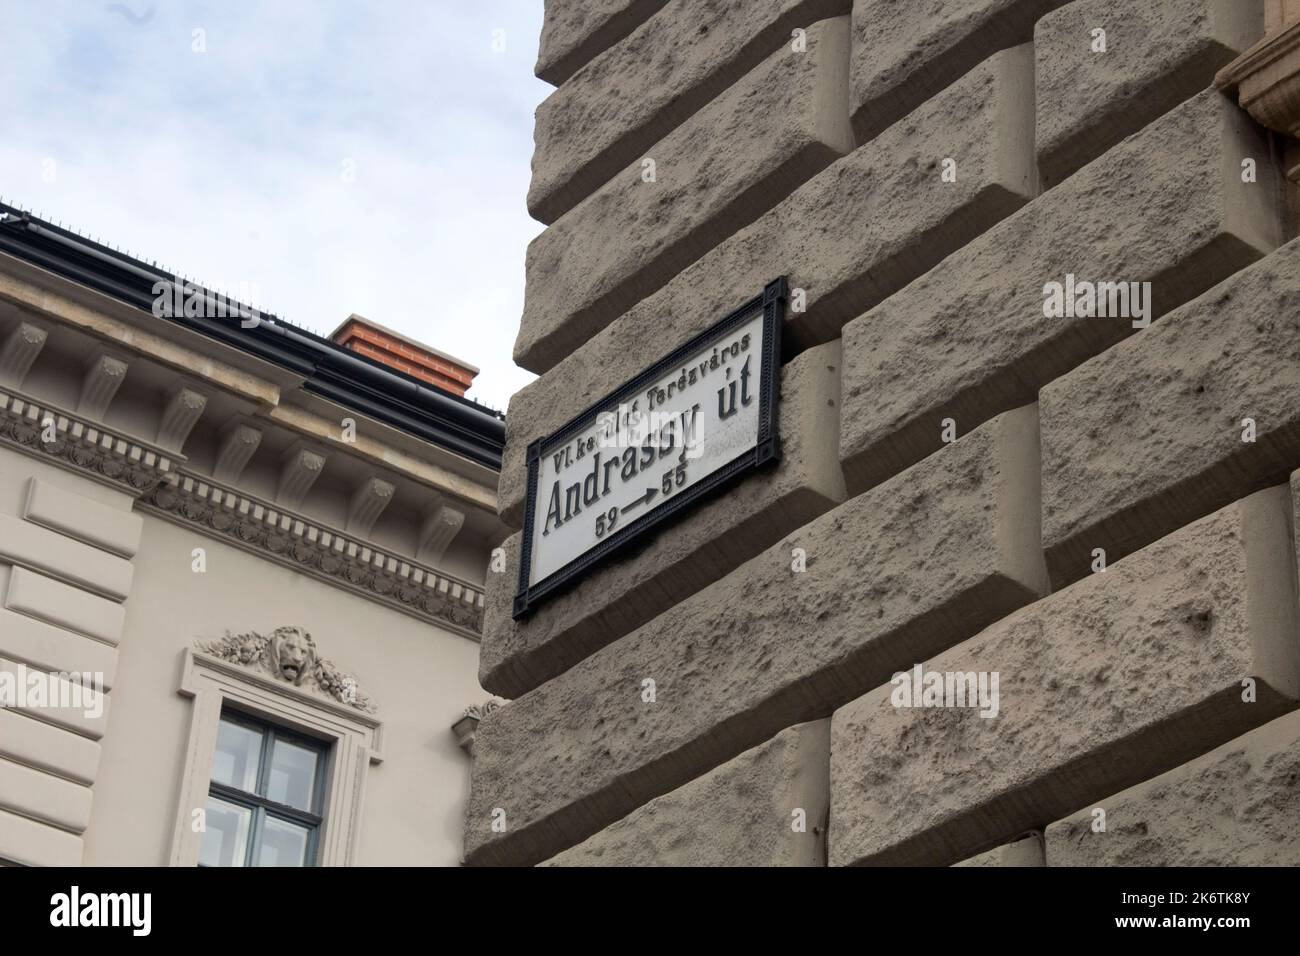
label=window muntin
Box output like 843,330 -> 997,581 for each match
199,711 -> 328,867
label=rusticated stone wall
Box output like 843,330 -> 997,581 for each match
466,0 -> 1300,866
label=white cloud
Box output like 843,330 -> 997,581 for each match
0,0 -> 549,411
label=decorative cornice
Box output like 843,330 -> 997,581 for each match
0,387 -> 178,494
197,626 -> 377,714
418,501 -> 465,564
212,419 -> 262,484
1217,20 -> 1300,94
139,469 -> 486,638
0,320 -> 48,388
277,443 -> 327,509
0,383 -> 484,638
452,699 -> 503,755
463,699 -> 502,722
346,476 -> 396,536
77,352 -> 130,419
1217,19 -> 1300,180
156,385 -> 207,452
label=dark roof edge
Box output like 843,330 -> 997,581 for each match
0,202 -> 505,470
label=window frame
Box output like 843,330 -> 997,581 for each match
171,647 -> 384,867
201,710 -> 331,867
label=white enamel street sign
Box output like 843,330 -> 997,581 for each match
514,279 -> 786,618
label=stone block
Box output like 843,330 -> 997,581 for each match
22,477 -> 142,558
544,720 -> 829,866
0,606 -> 118,689
1035,0 -> 1261,187
1045,710 -> 1300,865
1041,237 -> 1300,588
502,43 -> 1036,526
3,567 -> 125,645
536,0 -> 672,86
0,708 -> 101,786
466,405 -> 1046,866
830,486 -> 1300,866
0,756 -> 92,833
517,16 -> 854,373
952,832 -> 1044,866
0,806 -> 81,866
850,0 -> 1069,142
0,513 -> 133,601
839,89 -> 1280,497
530,0 -> 851,224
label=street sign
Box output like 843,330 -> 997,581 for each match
514,278 -> 785,618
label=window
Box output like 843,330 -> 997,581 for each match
173,647 -> 383,867
198,711 -> 329,867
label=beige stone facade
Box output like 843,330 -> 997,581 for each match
0,234 -> 505,866
468,0 -> 1300,866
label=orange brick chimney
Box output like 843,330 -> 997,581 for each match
329,315 -> 479,397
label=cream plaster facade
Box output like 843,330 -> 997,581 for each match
0,227 -> 506,867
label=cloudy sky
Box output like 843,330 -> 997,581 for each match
0,0 -> 549,412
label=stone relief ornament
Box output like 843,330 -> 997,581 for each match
199,626 -> 376,713
0,407 -> 170,493
463,699 -> 502,721
452,699 -> 504,754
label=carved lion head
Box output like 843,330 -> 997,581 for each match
267,627 -> 317,685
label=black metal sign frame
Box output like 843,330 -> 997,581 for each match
514,277 -> 786,619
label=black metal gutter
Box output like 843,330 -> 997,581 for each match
0,203 -> 505,469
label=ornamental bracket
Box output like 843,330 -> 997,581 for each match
1217,3 -> 1300,181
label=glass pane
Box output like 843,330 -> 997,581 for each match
267,737 -> 319,811
211,717 -> 262,793
256,816 -> 310,867
198,796 -> 251,867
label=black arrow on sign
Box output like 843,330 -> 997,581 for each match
620,486 -> 658,515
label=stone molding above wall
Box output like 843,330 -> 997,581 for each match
0,388 -> 177,495
140,472 -> 486,640
0,383 -> 485,640
1218,8 -> 1300,181
451,699 -> 503,755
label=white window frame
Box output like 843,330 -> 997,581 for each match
169,648 -> 383,867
